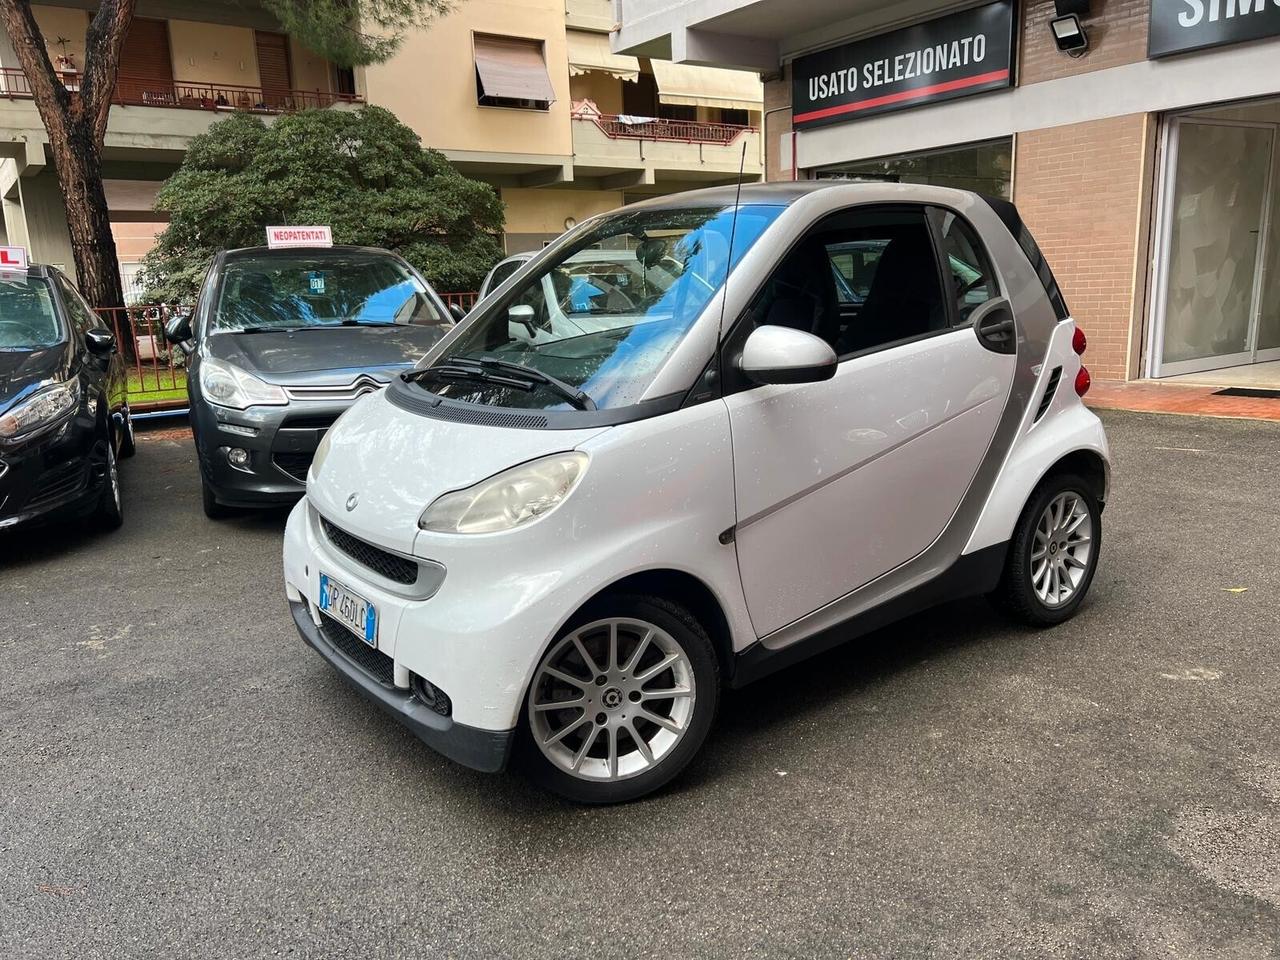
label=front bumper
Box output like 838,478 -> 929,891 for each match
0,411 -> 105,530
192,398 -> 352,508
288,599 -> 513,773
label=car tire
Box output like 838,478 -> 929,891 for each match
201,472 -> 232,520
95,438 -> 124,531
992,472 -> 1101,627
518,594 -> 720,804
118,405 -> 137,459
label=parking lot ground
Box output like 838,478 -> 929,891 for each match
2,410 -> 1279,960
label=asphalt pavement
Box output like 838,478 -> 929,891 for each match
1,410 -> 1278,959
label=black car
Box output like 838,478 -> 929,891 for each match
165,245 -> 456,519
0,263 -> 133,532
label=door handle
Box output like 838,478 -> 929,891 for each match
971,298 -> 1016,355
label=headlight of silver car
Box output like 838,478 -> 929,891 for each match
418,451 -> 589,534
199,357 -> 288,410
0,376 -> 81,441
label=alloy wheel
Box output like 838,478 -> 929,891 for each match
107,442 -> 121,511
528,617 -> 696,782
1031,491 -> 1093,608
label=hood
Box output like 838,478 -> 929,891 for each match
308,389 -> 609,554
0,344 -> 70,410
207,325 -> 445,383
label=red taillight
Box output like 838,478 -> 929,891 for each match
1075,365 -> 1091,397
1072,326 -> 1087,355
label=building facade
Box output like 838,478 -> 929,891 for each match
615,0 -> 1280,386
0,0 -> 763,296
359,0 -> 763,252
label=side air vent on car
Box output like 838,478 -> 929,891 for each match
1034,366 -> 1063,423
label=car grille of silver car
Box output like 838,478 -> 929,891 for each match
283,375 -> 385,403
320,515 -> 419,585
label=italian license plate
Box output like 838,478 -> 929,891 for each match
319,573 -> 377,647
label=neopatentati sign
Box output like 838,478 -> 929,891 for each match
791,1 -> 1014,131
1149,0 -> 1280,57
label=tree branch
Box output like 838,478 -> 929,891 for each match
80,0 -> 137,144
0,0 -> 71,145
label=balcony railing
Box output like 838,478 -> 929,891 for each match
0,67 -> 361,114
580,113 -> 756,145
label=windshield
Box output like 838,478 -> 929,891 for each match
422,203 -> 784,411
0,276 -> 61,351
212,252 -> 445,332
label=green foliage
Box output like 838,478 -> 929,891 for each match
139,107 -> 504,301
261,0 -> 453,66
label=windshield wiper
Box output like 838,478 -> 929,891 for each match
337,318 -> 398,327
460,356 -> 597,411
406,355 -> 596,411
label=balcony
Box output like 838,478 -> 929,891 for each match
0,67 -> 361,115
571,112 -> 762,190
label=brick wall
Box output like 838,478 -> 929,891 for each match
1014,113 -> 1152,380
1020,0 -> 1149,85
763,65 -> 792,182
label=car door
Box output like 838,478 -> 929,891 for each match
724,204 -> 1016,639
54,271 -> 125,417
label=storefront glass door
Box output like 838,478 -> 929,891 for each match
1153,116 -> 1279,377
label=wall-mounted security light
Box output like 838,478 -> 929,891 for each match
1050,0 -> 1090,57
1050,13 -> 1089,55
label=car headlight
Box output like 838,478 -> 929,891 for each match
0,376 -> 81,441
199,357 -> 287,409
418,451 -> 588,534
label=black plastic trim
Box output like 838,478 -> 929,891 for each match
386,373 -> 685,429
729,542 -> 1008,689
291,600 -> 513,772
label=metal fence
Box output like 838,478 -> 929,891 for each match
99,294 -> 481,411
586,114 -> 756,145
0,67 -> 361,115
96,307 -> 189,412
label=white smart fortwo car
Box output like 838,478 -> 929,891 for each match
283,183 -> 1110,803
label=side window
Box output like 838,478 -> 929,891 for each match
53,272 -> 101,335
742,207 -> 947,360
488,259 -> 523,292
930,207 -> 998,324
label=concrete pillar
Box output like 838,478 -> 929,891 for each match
12,168 -> 75,274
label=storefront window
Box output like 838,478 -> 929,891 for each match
815,139 -> 1013,199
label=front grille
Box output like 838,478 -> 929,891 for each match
280,412 -> 342,430
273,452 -> 313,482
284,376 -> 384,403
319,614 -> 395,687
1034,366 -> 1063,422
27,461 -> 88,509
320,515 -> 418,585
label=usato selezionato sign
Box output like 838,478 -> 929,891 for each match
1149,0 -> 1280,58
791,1 -> 1014,131
266,225 -> 333,249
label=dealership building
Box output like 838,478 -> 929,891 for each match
615,0 -> 1280,385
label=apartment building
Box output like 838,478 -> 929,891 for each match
616,0 -> 1280,387
0,0 -> 762,295
364,0 -> 763,251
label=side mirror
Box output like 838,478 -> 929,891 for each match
85,328 -> 116,356
448,302 -> 466,321
164,313 -> 193,346
739,325 -> 838,385
508,303 -> 538,340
